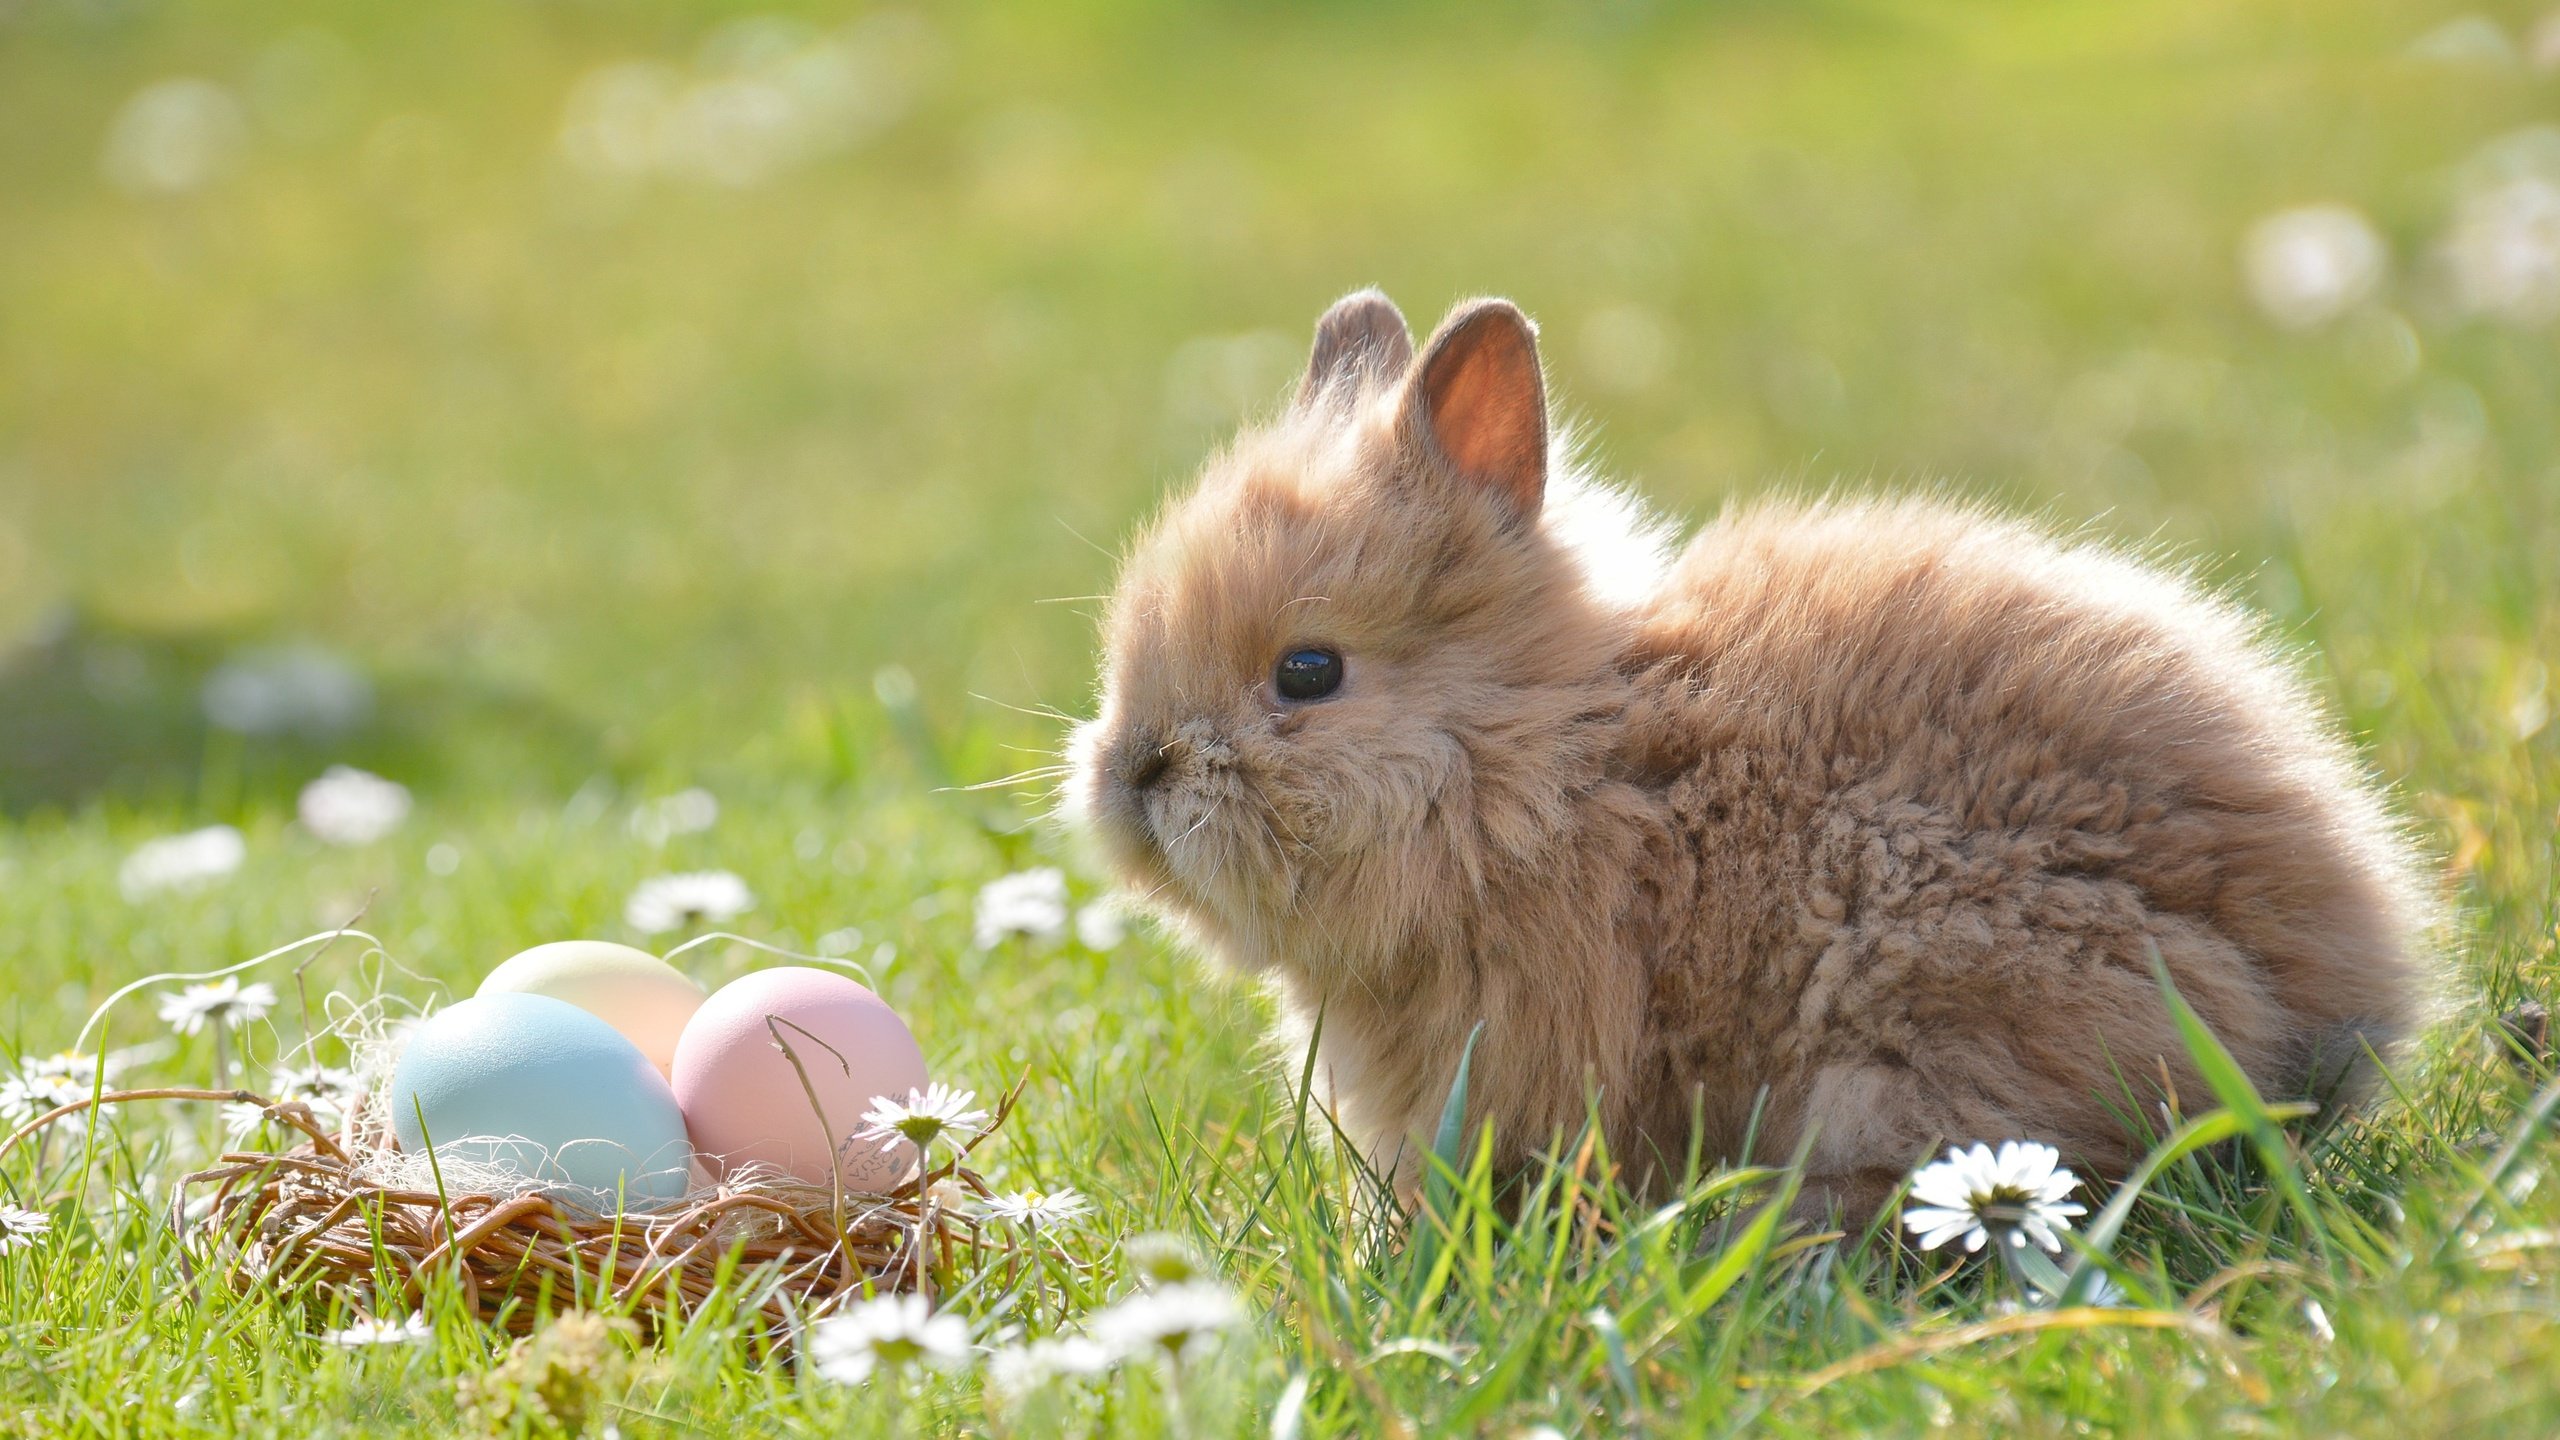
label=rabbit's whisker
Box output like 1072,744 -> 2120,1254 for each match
940,766 -> 1074,794
968,692 -> 1087,725
1166,796 -> 1225,853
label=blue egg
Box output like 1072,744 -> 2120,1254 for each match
391,992 -> 693,1212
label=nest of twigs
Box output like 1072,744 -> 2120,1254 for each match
7,1086 -> 1018,1340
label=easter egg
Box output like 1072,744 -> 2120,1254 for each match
478,940 -> 706,1076
671,967 -> 928,1192
391,993 -> 694,1211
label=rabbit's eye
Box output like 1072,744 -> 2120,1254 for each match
1274,648 -> 1344,702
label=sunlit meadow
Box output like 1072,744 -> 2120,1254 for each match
2,0 -> 2557,1434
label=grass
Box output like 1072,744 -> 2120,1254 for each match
2,0 -> 2557,1433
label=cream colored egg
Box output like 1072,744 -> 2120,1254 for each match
478,940 -> 707,1077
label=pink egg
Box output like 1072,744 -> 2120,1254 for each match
670,967 -> 929,1192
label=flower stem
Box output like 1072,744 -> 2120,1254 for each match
1161,1352 -> 1193,1440
1997,1230 -> 2071,1304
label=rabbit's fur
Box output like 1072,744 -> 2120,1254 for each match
1068,291 -> 2432,1222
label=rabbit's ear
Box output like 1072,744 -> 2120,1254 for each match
1296,289 -> 1412,410
1406,298 -> 1547,522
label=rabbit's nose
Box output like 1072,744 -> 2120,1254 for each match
1118,735 -> 1176,792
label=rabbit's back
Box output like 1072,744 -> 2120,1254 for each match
1612,497 -> 2430,1201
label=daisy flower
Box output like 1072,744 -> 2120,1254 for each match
624,870 -> 755,934
200,645 -> 369,737
1,1067 -> 103,1144
1073,898 -> 1128,951
222,1100 -> 272,1141
2304,1297 -> 2335,1343
2442,171 -> 2560,324
972,869 -> 1067,949
855,1083 -> 989,1161
0,1077 -> 51,1126
2241,204 -> 2386,329
1090,1281 -> 1242,1366
983,1186 -> 1089,1230
627,788 -> 718,846
1121,1231 -> 1206,1286
1,1051 -> 106,1124
270,1061 -> 361,1123
321,1313 -> 432,1347
270,1062 -> 355,1094
1901,1140 -> 2089,1254
986,1335 -> 1114,1399
297,766 -> 412,846
23,1051 -> 105,1085
119,825 -> 245,901
156,977 -> 279,1037
807,1293 -> 972,1385
0,1205 -> 51,1254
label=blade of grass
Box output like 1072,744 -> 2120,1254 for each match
2437,1067 -> 2560,1262
1406,1021 -> 1484,1302
2059,1106 -> 2292,1304
2148,945 -> 2330,1261
1637,1176 -> 1790,1353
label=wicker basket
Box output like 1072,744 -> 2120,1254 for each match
9,1087 -> 1013,1338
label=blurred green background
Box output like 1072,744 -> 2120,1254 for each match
0,0 -> 2551,830
5,8 -> 2558,1430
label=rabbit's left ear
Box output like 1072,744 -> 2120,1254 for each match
1405,298 -> 1547,522
1297,289 -> 1413,411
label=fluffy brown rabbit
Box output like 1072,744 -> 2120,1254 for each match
1067,290 -> 2433,1223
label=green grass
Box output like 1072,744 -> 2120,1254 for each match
3,0 -> 2558,1433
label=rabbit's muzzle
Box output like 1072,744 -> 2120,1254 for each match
1114,732 -> 1180,793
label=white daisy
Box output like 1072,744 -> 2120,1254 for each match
807,1293 -> 972,1385
627,788 -> 719,846
156,977 -> 279,1037
2241,204 -> 2387,329
1089,1281 -> 1243,1365
1121,1232 -> 1206,1287
972,869 -> 1067,949
0,1205 -> 52,1254
0,1053 -> 108,1138
986,1335 -> 1114,1399
297,766 -> 412,846
0,1077 -> 51,1125
100,77 -> 248,198
321,1313 -> 432,1347
1,1052 -> 104,1119
222,1100 -> 272,1141
624,870 -> 755,934
983,1186 -> 1089,1230
119,825 -> 245,901
2442,171 -> 2560,324
2303,1297 -> 2335,1343
22,1051 -> 105,1084
855,1083 -> 989,1160
199,644 -> 370,737
1073,899 -> 1128,952
1901,1141 -> 2090,1255
271,1061 -> 359,1104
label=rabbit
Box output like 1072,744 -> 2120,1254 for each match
1065,289 -> 2434,1225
